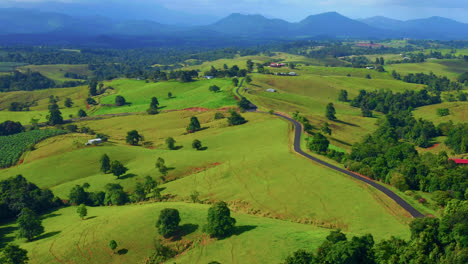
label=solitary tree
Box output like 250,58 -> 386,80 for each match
78,109 -> 87,117
192,139 -> 202,150
232,78 -> 239,87
147,97 -> 159,115
205,201 -> 236,238
238,97 -> 250,111
156,208 -> 181,238
246,59 -> 254,72
168,92 -> 172,98
126,130 -> 142,145
245,76 -> 252,84
110,160 -> 128,179
187,116 -> 201,133
115,95 -> 126,106
326,103 -> 337,121
76,204 -> 87,220
0,244 -> 29,264
156,157 -> 168,177
166,137 -> 176,150
17,208 -> 44,241
64,98 -> 74,108
100,154 -> 111,173
227,111 -> 246,126
109,240 -> 117,253
209,85 -> 220,93
338,90 -> 348,102
48,103 -> 63,125
321,122 -> 332,136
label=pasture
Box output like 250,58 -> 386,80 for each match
386,59 -> 468,81
18,64 -> 91,82
0,111 -> 410,239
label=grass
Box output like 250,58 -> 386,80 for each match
243,73 -> 423,150
0,111 -> 410,239
0,86 -> 89,123
18,64 -> 91,82
0,202 -> 336,264
386,59 -> 468,81
91,79 -> 238,116
0,62 -> 27,72
413,101 -> 468,125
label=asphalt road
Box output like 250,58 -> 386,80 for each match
236,79 -> 424,218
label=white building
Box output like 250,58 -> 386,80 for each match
266,88 -> 277,93
85,138 -> 103,146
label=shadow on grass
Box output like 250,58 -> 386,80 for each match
120,173 -> 137,180
117,248 -> 128,255
330,137 -> 352,147
334,120 -> 360,127
33,231 -> 61,241
197,147 -> 208,151
41,213 -> 61,220
86,216 -> 98,220
173,146 -> 183,150
232,225 -> 257,236
172,223 -> 199,241
0,226 -> 17,247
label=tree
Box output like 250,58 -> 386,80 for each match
338,89 -> 348,102
115,95 -> 126,106
104,184 -> 129,205
64,98 -> 73,108
0,244 -> 29,264
326,103 -> 337,121
321,122 -> 332,135
110,160 -> 128,179
0,120 -> 24,136
246,59 -> 254,72
187,116 -> 201,133
245,76 -> 252,84
366,74 -> 372,79
227,111 -> 246,126
307,133 -> 329,153
238,97 -> 250,111
100,154 -> 111,173
17,208 -> 44,241
156,208 -> 181,238
77,109 -> 87,117
147,97 -> 159,115
232,78 -> 239,87
205,201 -> 236,238
168,92 -> 172,98
209,85 -> 220,93
126,130 -> 142,145
437,108 -> 450,116
109,240 -> 117,253
48,103 -> 63,125
69,185 -> 88,205
283,249 -> 314,264
76,204 -> 87,220
156,157 -> 168,177
166,137 -> 176,150
89,80 -> 98,96
192,139 -> 202,150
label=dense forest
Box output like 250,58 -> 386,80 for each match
0,70 -> 84,91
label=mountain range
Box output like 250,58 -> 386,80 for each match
0,8 -> 467,47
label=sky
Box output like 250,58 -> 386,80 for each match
1,0 -> 468,23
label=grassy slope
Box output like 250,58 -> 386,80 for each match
386,59 -> 468,81
0,86 -> 89,123
413,101 -> 468,125
0,111 -> 410,239
0,203 -> 333,264
244,70 -> 424,150
18,64 -> 91,82
92,79 -> 238,115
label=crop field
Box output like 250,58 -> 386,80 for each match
386,59 -> 468,81
91,79 -> 238,116
0,129 -> 67,168
18,64 -> 91,82
0,111 -> 410,239
0,202 -> 336,264
0,85 -> 89,123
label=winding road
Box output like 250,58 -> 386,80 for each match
236,79 -> 424,218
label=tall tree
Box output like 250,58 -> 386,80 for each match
147,97 -> 159,115
89,80 -> 98,96
0,244 -> 29,264
17,208 -> 44,241
48,103 -> 63,125
126,130 -> 142,145
246,59 -> 254,72
155,208 -> 181,238
338,90 -> 348,102
321,122 -> 332,136
76,204 -> 87,220
232,78 -> 239,87
166,137 -> 176,150
100,154 -> 110,173
326,103 -> 337,121
205,201 -> 236,238
187,116 -> 201,133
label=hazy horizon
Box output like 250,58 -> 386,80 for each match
1,0 -> 467,25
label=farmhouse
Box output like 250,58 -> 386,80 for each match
450,159 -> 468,165
289,72 -> 297,76
266,88 -> 276,92
204,76 -> 214,79
366,66 -> 374,70
269,63 -> 285,68
85,138 -> 103,146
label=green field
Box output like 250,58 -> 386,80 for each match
0,62 -> 27,72
91,79 -> 238,116
18,64 -> 91,82
387,59 -> 468,81
0,86 -> 89,123
243,72 -> 423,150
0,111 -> 410,239
413,101 -> 468,125
0,202 -> 337,264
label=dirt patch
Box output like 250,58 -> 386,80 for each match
182,107 -> 210,112
426,143 -> 440,150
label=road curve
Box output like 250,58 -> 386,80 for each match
236,79 -> 424,218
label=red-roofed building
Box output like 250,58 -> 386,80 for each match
450,159 -> 468,164
270,63 -> 285,68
